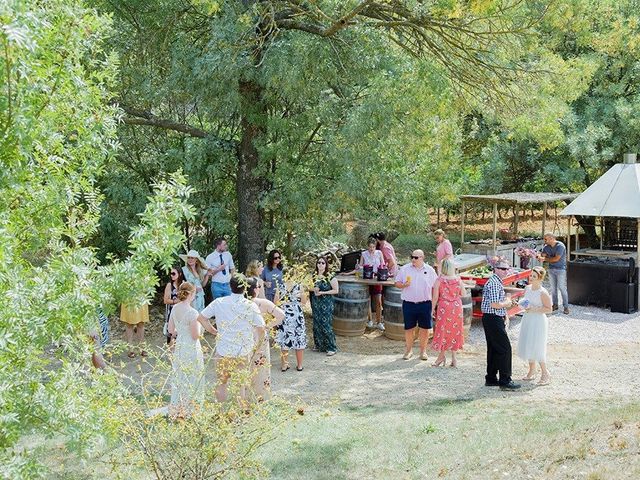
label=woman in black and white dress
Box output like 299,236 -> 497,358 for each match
275,282 -> 307,372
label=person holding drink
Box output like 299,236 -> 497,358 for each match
480,259 -> 520,390
394,250 -> 438,361
261,249 -> 284,302
179,250 -> 209,312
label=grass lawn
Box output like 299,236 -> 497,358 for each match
260,397 -> 640,480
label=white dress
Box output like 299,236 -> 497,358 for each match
517,286 -> 549,362
169,303 -> 205,417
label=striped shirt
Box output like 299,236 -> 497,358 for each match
481,274 -> 507,316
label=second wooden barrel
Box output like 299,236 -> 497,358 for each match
333,282 -> 369,336
383,286 -> 404,341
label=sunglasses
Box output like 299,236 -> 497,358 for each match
273,256 -> 281,260
410,256 -> 421,260
495,267 -> 509,271
170,272 -> 178,276
317,261 -> 326,265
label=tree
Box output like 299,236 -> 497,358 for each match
99,0 -> 563,267
0,1 -> 193,475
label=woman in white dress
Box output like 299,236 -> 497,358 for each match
168,282 -> 205,418
517,266 -> 553,385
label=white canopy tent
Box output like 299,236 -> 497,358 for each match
561,160 -> 640,218
561,154 -> 640,308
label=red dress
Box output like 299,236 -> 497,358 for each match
431,277 -> 464,351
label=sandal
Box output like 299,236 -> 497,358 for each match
537,376 -> 550,386
281,364 -> 290,372
296,366 -> 304,371
522,375 -> 536,381
127,351 -> 136,358
140,350 -> 148,357
432,357 -> 445,367
449,361 -> 457,368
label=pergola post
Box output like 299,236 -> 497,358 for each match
567,217 -> 572,260
514,203 -> 519,237
600,217 -> 604,250
460,201 -> 465,248
492,202 -> 498,253
541,201 -> 548,237
637,219 -> 640,310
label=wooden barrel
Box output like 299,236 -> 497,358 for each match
333,283 -> 369,336
462,289 -> 473,340
383,286 -> 404,341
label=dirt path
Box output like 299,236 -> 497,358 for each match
113,307 -> 640,408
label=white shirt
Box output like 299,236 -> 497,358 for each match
201,293 -> 265,357
360,249 -> 385,272
205,250 -> 235,284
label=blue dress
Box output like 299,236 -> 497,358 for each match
261,266 -> 285,302
182,266 -> 205,312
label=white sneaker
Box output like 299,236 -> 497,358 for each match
367,320 -> 374,328
326,351 -> 336,357
377,322 -> 385,331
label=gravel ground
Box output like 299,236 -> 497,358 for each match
114,304 -> 640,409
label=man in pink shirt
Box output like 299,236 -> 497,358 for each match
375,232 -> 397,277
395,249 -> 438,360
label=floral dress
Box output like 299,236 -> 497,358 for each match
251,312 -> 274,401
182,266 -> 205,312
431,276 -> 464,351
163,282 -> 178,341
275,284 -> 307,350
310,277 -> 337,352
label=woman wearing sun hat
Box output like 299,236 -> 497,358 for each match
179,249 -> 210,312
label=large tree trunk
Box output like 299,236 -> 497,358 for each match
236,80 -> 267,271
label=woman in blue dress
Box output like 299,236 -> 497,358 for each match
179,250 -> 209,312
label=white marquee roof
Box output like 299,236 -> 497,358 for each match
561,162 -> 640,218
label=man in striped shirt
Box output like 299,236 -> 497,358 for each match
481,259 -> 521,391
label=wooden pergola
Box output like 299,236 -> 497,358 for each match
459,192 -> 579,250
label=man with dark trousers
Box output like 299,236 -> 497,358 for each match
481,259 -> 521,391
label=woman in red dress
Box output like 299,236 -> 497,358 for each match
431,258 -> 465,367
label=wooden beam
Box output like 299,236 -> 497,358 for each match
541,202 -> 547,237
567,217 -> 572,260
492,202 -> 498,253
460,201 -> 466,248
600,217 -> 604,250
514,205 -> 519,236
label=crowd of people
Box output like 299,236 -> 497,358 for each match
103,230 -> 565,417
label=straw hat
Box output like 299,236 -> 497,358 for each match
179,249 -> 207,270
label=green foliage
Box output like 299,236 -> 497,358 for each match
0,1 -> 193,477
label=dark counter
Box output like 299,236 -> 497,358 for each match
568,261 -> 638,312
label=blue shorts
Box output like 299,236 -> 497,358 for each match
402,301 -> 433,330
211,281 -> 232,299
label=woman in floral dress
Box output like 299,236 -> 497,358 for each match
275,280 -> 307,371
431,258 -> 465,368
310,256 -> 339,356
179,249 -> 209,312
247,278 -> 285,401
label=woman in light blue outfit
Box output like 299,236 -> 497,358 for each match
179,249 -> 210,312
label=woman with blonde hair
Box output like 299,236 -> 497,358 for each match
431,257 -> 465,368
245,260 -> 265,298
168,282 -> 205,418
179,249 -> 209,311
517,266 -> 553,385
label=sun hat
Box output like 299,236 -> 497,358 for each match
179,250 -> 207,270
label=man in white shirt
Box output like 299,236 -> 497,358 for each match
206,237 -> 236,299
197,274 -> 265,402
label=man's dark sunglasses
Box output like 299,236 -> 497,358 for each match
410,255 -> 420,260
495,266 -> 509,270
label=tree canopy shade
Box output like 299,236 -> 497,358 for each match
100,0 -> 571,268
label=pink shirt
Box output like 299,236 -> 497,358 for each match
395,263 -> 438,302
379,242 -> 398,276
436,239 -> 453,264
